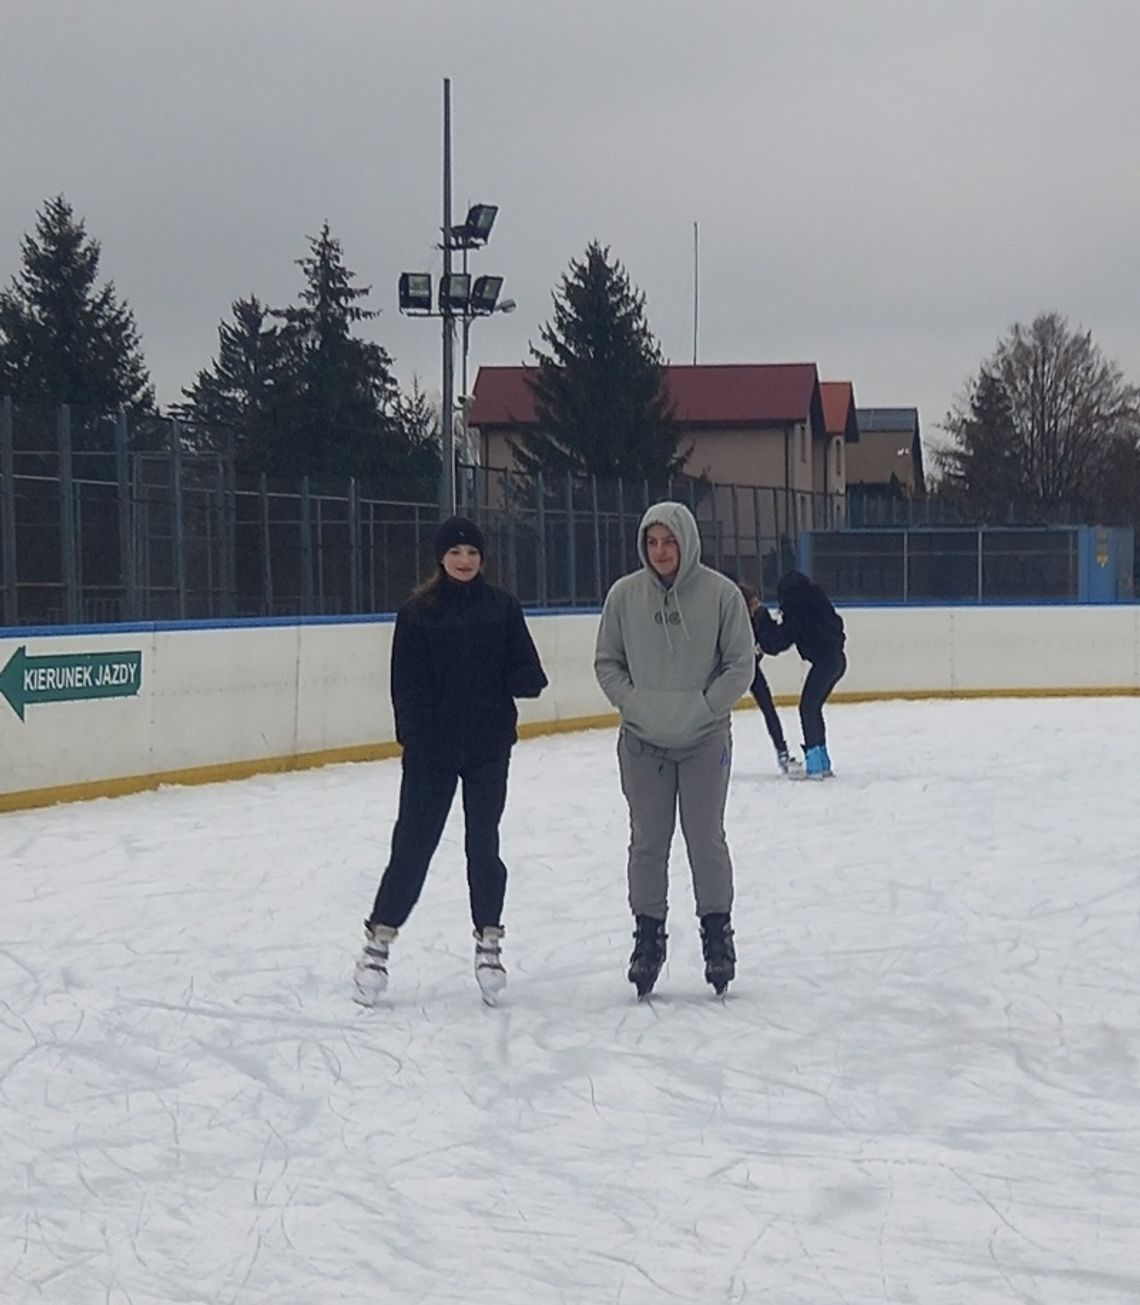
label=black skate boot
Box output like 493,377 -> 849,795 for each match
628,914 -> 667,999
700,912 -> 736,995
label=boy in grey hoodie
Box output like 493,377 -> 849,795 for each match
594,501 -> 755,996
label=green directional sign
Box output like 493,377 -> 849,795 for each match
0,645 -> 143,721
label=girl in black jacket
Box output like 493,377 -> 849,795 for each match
354,517 -> 548,1006
756,570 -> 846,778
737,580 -> 796,774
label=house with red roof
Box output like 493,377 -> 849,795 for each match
467,361 -> 858,536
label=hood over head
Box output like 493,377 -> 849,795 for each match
776,570 -> 812,605
637,501 -> 702,586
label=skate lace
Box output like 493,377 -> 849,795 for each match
360,939 -> 389,972
630,927 -> 666,968
475,932 -> 505,971
703,926 -> 735,966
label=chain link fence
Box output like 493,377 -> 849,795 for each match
2,400 -> 1135,627
2,401 -> 831,625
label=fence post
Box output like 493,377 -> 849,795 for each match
115,411 -> 136,621
535,470 -> 547,606
591,473 -> 602,604
901,527 -> 909,603
617,476 -> 627,575
1,397 -> 17,626
348,477 -> 362,614
731,484 -> 741,573
300,476 -> 314,614
169,419 -> 187,620
211,456 -> 224,618
752,486 -> 762,579
504,470 -> 518,596
259,473 -> 273,616
221,428 -> 237,617
976,528 -> 984,602
565,471 -> 577,606
58,405 -> 81,624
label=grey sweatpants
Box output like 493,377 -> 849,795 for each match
617,725 -> 735,920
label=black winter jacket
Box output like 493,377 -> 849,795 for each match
390,573 -> 548,768
756,571 -> 845,665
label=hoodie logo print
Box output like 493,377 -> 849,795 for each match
654,612 -> 682,625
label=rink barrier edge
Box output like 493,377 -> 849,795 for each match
3,687 -> 1138,814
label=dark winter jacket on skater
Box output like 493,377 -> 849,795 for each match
756,570 -> 845,665
390,573 -> 548,769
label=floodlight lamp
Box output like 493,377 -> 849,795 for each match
458,203 -> 498,245
398,272 -> 433,313
469,275 -> 504,316
439,272 -> 472,313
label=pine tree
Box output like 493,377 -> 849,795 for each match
937,369 -> 1022,517
175,296 -> 285,465
0,195 -> 154,420
270,222 -> 403,483
176,224 -> 439,498
515,242 -> 682,481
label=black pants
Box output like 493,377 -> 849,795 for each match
799,652 -> 847,750
750,666 -> 787,753
370,752 -> 511,931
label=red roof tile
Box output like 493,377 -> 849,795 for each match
820,381 -> 860,442
469,363 -> 823,429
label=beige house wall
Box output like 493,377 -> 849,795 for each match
478,423 -> 803,489
847,429 -> 920,492
681,424 -> 798,488
474,420 -> 843,552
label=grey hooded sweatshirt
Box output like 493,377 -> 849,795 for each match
594,501 -> 755,749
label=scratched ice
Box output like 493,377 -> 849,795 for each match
2,697 -> 1139,1304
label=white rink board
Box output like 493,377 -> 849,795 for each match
1,604 -> 1139,806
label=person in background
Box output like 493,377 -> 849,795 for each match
354,516 -> 548,1007
755,570 -> 846,778
594,501 -> 755,998
736,579 -> 799,775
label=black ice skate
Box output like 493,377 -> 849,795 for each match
628,914 -> 667,999
700,912 -> 736,996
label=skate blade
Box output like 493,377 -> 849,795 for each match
476,972 -> 506,1006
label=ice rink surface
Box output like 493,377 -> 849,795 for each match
3,697 -> 1139,1304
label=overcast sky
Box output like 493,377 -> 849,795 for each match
3,0 -> 1139,458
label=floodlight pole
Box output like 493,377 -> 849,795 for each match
440,78 -> 457,520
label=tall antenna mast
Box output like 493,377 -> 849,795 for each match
692,221 -> 699,366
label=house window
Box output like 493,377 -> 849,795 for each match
834,438 -> 842,477
799,427 -> 807,464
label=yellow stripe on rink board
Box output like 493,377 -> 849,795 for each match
3,686 -> 1138,813
0,742 -> 402,814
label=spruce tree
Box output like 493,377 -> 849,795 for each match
177,224 -> 439,498
516,242 -> 681,481
175,296 -> 285,465
0,195 -> 154,419
271,222 -> 403,483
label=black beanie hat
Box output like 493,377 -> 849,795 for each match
433,516 -> 485,563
